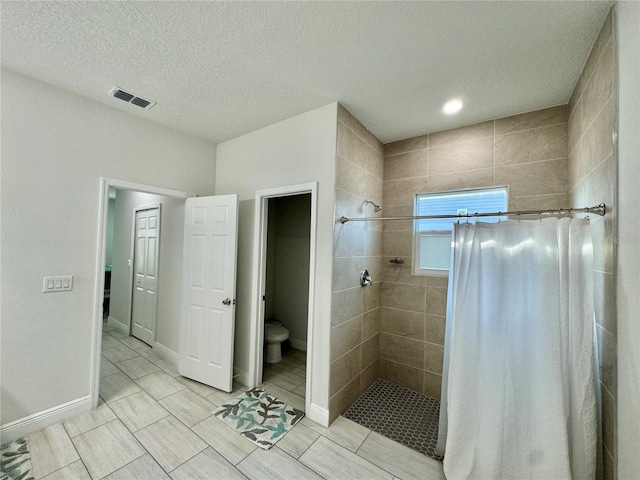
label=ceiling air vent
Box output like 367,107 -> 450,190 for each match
109,87 -> 156,110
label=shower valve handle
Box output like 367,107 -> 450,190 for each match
360,269 -> 372,287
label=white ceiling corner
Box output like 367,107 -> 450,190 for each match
1,1 -> 612,144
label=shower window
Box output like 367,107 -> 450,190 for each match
413,186 -> 508,276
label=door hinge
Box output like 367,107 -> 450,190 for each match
262,295 -> 265,301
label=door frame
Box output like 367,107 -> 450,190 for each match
129,203 -> 162,344
91,177 -> 195,408
249,182 -> 317,413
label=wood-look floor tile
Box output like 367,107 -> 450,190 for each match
357,431 -> 445,480
134,343 -> 154,356
103,326 -> 128,340
300,436 -> 393,480
293,364 -> 307,377
276,423 -> 320,459
325,416 -> 370,452
238,446 -> 323,480
100,372 -> 142,403
300,417 -> 327,436
151,358 -> 180,377
118,335 -> 149,351
191,416 -> 256,465
102,453 -> 171,480
292,383 -> 307,397
101,356 -> 121,378
288,349 -> 307,363
72,420 -> 145,479
277,355 -> 302,370
136,350 -> 164,362
63,402 -> 116,437
176,376 -> 220,397
102,344 -> 140,363
206,387 -> 244,407
110,391 -> 170,432
40,460 -> 90,480
259,382 -> 305,410
116,356 -> 160,379
102,333 -> 124,350
159,389 -> 215,427
169,448 -> 248,480
28,424 -> 80,478
135,371 -> 187,400
263,366 -> 305,391
134,416 -> 206,472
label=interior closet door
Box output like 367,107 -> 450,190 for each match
131,206 -> 161,346
179,194 -> 238,392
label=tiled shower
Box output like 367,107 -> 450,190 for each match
329,9 -> 616,475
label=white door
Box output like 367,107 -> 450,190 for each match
131,207 -> 160,346
179,195 -> 238,392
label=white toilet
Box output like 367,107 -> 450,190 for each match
265,321 -> 289,364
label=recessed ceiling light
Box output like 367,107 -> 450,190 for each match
443,98 -> 463,115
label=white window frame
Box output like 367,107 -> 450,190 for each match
412,186 -> 509,277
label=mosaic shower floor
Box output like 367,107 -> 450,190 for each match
344,379 -> 444,461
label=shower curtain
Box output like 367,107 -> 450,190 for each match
437,218 -> 598,480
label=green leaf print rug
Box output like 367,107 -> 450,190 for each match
1,438 -> 33,480
214,387 -> 304,449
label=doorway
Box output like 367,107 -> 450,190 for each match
250,182 -> 318,413
262,194 -> 311,397
91,178 -> 194,408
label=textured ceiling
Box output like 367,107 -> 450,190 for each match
1,1 -> 611,144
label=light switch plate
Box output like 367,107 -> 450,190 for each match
43,276 -> 73,293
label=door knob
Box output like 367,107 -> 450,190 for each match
222,298 -> 231,305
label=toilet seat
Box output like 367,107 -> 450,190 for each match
265,323 -> 289,342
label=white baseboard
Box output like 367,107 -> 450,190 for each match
306,402 -> 329,427
288,337 -> 307,352
107,316 -> 128,334
154,342 -> 178,363
0,396 -> 91,443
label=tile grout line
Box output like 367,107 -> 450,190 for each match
567,92 -> 613,159
494,120 -> 568,138
338,119 -> 383,157
379,330 -> 444,348
77,417 -> 146,480
567,151 -> 614,197
493,119 -> 496,185
386,116 -> 568,159
381,356 -> 443,376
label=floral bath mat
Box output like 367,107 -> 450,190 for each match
1,438 -> 33,480
214,387 -> 304,449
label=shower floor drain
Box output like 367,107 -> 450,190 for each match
344,379 -> 443,461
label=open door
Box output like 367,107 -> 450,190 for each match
179,194 -> 238,392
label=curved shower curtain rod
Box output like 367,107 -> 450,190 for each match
339,203 -> 606,224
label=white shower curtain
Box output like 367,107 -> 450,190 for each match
437,218 -> 598,480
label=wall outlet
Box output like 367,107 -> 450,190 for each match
43,276 -> 73,293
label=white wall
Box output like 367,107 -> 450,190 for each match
267,194 -> 311,345
615,2 -> 640,477
109,190 -> 185,353
215,103 -> 337,416
0,68 -> 216,426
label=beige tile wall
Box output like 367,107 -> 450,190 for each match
380,105 -> 570,398
568,9 -> 617,479
329,105 -> 384,423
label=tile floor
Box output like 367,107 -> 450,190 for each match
22,325 -> 445,479
344,379 -> 443,461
